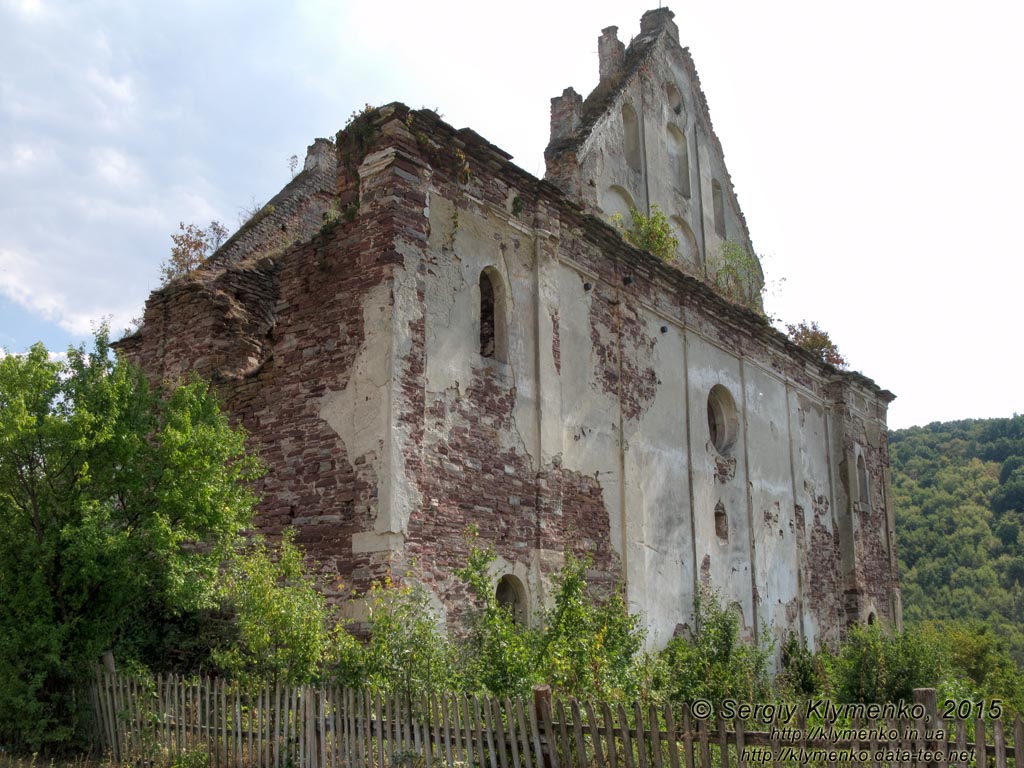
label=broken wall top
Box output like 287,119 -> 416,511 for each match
544,8 -> 762,306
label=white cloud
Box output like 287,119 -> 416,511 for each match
0,247 -> 135,336
90,146 -> 144,188
5,0 -> 53,21
0,141 -> 59,173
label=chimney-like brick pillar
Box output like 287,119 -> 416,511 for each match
598,26 -> 625,83
640,8 -> 678,43
549,87 -> 583,144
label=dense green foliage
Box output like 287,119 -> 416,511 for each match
358,542 -> 647,701
833,623 -> 939,703
890,416 -> 1024,665
0,332 -> 261,750
211,531 -> 340,689
649,587 -> 771,705
622,206 -> 679,263
5,332 -> 1021,754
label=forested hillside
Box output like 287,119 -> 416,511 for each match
890,415 -> 1024,663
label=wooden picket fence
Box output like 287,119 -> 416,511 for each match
92,669 -> 1022,768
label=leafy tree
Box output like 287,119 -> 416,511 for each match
786,320 -> 848,368
0,330 -> 260,751
211,531 -> 344,689
622,205 -> 678,262
536,554 -> 646,700
650,586 -> 771,705
160,220 -> 228,285
834,624 -> 938,703
360,577 -> 457,695
890,417 -> 1024,664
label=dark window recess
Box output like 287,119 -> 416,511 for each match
480,271 -> 496,358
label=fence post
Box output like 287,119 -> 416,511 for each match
913,688 -> 940,768
534,686 -> 553,768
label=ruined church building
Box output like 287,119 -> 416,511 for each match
120,8 -> 901,651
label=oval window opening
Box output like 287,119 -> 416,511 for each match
707,384 -> 739,455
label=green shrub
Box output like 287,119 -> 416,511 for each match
778,633 -> 832,699
455,543 -> 537,697
650,587 -> 771,705
835,624 -> 938,703
361,578 -> 457,694
536,554 -> 646,701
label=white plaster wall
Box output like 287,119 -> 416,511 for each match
622,319 -> 694,644
554,264 -> 624,552
743,365 -> 800,643
684,332 -> 754,636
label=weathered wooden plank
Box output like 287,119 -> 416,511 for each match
517,696 -> 536,768
696,711 -> 710,768
588,700 -> 607,768
680,707 -> 694,768
603,702 -> 620,768
465,694 -> 482,768
481,694 -> 498,768
618,703 -> 635,768
572,700 -> 589,768
441,693 -> 454,767
976,719 -> 988,768
716,712 -> 729,768
650,703 -> 664,768
494,696 -> 510,768
771,707 -> 781,768
1014,715 -> 1024,768
527,693 -> 544,768
539,690 -> 560,768
995,719 -> 1008,768
734,715 -> 745,768
507,697 -> 523,768
664,704 -> 680,768
557,699 -> 573,768
634,701 -> 648,768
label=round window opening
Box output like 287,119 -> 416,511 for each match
707,384 -> 739,455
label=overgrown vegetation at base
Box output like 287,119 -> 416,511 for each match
3,339 -> 1021,754
0,330 -> 261,751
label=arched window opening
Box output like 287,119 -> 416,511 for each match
711,179 -> 726,238
867,612 -> 876,626
667,124 -> 690,198
478,267 -> 508,363
670,216 -> 699,266
480,272 -> 496,358
857,454 -> 869,505
496,575 -> 527,624
707,384 -> 739,455
622,103 -> 642,174
665,83 -> 683,116
602,185 -> 636,223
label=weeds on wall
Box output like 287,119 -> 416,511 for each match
713,239 -> 764,312
612,205 -> 678,263
785,319 -> 848,368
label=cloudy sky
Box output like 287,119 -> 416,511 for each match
1,0 -> 1021,429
